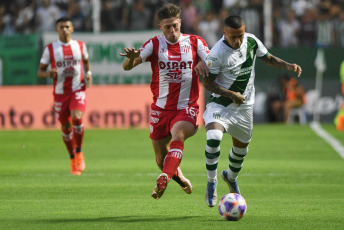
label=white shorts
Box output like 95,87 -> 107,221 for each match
203,102 -> 253,143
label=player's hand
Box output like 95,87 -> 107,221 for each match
230,91 -> 245,106
119,48 -> 140,60
86,72 -> 93,88
290,64 -> 302,77
49,68 -> 57,79
194,61 -> 209,77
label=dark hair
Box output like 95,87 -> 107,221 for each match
157,3 -> 181,21
56,17 -> 72,25
224,15 -> 245,29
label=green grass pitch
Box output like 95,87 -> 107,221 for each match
0,124 -> 344,230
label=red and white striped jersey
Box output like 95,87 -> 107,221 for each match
40,39 -> 89,95
140,34 -> 209,110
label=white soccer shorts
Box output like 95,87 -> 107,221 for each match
203,102 -> 253,143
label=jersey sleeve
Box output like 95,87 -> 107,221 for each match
196,36 -> 210,61
205,52 -> 221,75
40,46 -> 50,65
82,42 -> 89,60
254,36 -> 268,57
139,39 -> 153,62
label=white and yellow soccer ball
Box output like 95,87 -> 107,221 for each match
218,193 -> 247,221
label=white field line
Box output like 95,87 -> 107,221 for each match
310,122 -> 344,159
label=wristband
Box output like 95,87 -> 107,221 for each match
87,71 -> 92,75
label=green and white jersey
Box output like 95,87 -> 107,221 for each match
205,33 -> 268,108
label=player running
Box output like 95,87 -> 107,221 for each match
203,15 -> 302,207
120,3 -> 209,200
38,17 -> 92,175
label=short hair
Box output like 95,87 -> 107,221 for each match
157,3 -> 181,21
56,17 -> 72,25
224,15 -> 245,29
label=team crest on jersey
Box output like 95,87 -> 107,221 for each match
207,60 -> 212,67
182,45 -> 191,53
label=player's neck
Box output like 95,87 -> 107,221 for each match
59,36 -> 71,44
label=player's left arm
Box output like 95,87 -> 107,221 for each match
83,58 -> 92,87
261,53 -> 302,77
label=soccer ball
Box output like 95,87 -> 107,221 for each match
218,193 -> 247,221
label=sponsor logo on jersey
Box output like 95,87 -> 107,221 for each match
164,72 -> 185,83
229,66 -> 253,76
56,60 -> 80,68
159,61 -> 193,70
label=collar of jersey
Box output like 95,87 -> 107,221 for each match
163,34 -> 183,45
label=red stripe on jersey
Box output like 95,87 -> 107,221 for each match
62,45 -> 74,94
189,35 -> 200,106
77,41 -> 85,85
165,42 -> 182,110
150,38 -> 160,104
47,44 -> 57,94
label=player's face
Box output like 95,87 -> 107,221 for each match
159,17 -> 181,43
222,24 -> 245,49
56,21 -> 74,43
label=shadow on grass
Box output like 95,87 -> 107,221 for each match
26,215 -> 211,223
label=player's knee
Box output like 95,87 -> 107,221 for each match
206,129 -> 223,147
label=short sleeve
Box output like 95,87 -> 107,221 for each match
40,46 -> 50,65
196,36 -> 210,61
139,39 -> 153,62
205,54 -> 221,75
255,36 -> 268,58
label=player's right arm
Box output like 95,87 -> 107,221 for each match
203,73 -> 245,105
120,47 -> 143,71
37,63 -> 57,79
37,46 -> 57,79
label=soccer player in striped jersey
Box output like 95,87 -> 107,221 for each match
203,15 -> 302,207
38,17 -> 92,175
120,3 -> 210,200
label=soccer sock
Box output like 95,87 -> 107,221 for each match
162,140 -> 184,179
62,128 -> 74,158
72,118 -> 84,153
227,146 -> 248,181
205,130 -> 223,182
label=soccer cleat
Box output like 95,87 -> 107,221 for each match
173,167 -> 192,194
205,181 -> 217,207
70,158 -> 81,175
221,170 -> 240,194
74,152 -> 85,172
151,173 -> 169,200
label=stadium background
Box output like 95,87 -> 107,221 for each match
0,0 -> 344,129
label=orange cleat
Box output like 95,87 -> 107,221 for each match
151,173 -> 169,200
70,158 -> 81,175
74,152 -> 85,172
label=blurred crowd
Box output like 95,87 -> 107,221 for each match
1,0 -> 344,47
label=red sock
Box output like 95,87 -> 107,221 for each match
72,118 -> 84,153
62,128 -> 74,157
163,140 -> 184,179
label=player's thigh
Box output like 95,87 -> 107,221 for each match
70,90 -> 86,118
170,105 -> 199,140
227,107 -> 253,144
54,94 -> 71,124
203,102 -> 230,132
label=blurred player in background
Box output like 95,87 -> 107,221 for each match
203,15 -> 302,207
120,3 -> 209,200
37,17 -> 92,175
334,60 -> 344,131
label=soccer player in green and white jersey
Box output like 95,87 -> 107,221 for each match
203,15 -> 302,207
